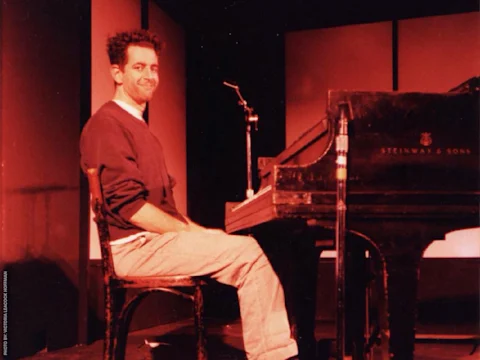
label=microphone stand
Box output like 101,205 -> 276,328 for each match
335,102 -> 351,360
223,81 -> 258,199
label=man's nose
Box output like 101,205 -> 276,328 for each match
143,68 -> 155,79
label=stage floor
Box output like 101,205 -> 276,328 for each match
20,319 -> 478,360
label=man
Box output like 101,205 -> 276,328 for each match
80,30 -> 298,360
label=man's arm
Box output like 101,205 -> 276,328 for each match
129,202 -> 206,233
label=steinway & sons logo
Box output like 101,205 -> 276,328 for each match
420,132 -> 432,146
380,132 -> 472,155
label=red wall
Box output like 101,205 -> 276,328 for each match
398,12 -> 480,92
285,21 -> 392,146
1,0 -> 84,356
1,1 -> 82,264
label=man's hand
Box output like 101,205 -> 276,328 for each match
184,216 -> 225,234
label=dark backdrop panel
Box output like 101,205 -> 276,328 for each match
186,30 -> 286,227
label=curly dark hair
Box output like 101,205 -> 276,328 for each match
107,29 -> 163,67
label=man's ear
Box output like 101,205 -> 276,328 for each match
110,65 -> 123,85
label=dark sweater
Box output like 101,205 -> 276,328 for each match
80,101 -> 186,240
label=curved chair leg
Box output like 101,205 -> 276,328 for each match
115,292 -> 153,360
194,284 -> 207,360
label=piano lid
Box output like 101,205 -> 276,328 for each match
258,117 -> 332,181
258,89 -> 480,193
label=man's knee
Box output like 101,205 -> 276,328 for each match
235,235 -> 266,262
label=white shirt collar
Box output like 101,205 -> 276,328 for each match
113,99 -> 144,121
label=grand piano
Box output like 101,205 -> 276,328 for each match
225,80 -> 479,359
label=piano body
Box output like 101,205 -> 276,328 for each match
225,86 -> 479,359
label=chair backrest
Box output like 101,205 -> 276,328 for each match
86,168 -> 118,283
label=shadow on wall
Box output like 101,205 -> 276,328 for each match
2,256 -> 79,359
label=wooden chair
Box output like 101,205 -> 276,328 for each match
86,168 -> 208,360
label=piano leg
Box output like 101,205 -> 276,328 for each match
345,237 -> 368,360
383,253 -> 421,360
256,230 -> 319,360
289,236 -> 320,360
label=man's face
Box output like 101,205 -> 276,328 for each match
116,45 -> 159,105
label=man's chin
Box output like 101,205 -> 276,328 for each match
143,90 -> 155,101
139,93 -> 154,103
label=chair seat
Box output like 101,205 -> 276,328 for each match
113,275 -> 207,289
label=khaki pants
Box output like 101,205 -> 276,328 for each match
111,230 -> 298,360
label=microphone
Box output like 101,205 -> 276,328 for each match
223,81 -> 238,89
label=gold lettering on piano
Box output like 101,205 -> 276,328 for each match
446,148 -> 472,155
380,147 -> 472,155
